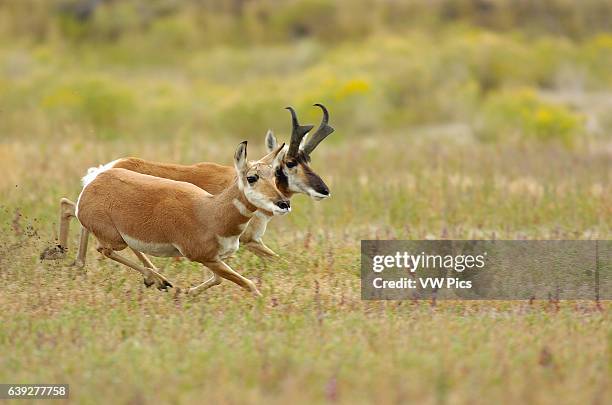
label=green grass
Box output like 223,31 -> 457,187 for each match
0,136 -> 609,404
0,3 -> 611,402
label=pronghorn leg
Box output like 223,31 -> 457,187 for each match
191,260 -> 261,297
243,240 -> 279,259
130,248 -> 157,269
187,271 -> 222,296
98,247 -> 173,291
240,213 -> 278,258
40,198 -> 76,261
59,198 -> 76,250
70,226 -> 90,268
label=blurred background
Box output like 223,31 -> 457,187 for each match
1,0 -> 612,145
0,0 -> 610,237
0,4 -> 610,401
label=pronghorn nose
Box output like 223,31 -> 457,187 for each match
319,186 -> 329,196
275,200 -> 290,210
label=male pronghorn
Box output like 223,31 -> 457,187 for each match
75,141 -> 289,296
42,104 -> 334,267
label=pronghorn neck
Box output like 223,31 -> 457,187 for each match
211,179 -> 258,231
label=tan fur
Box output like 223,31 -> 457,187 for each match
78,169 -> 257,258
43,106 -> 333,267
49,146 -> 326,266
42,157 -> 285,267
113,158 -> 239,195
75,144 -> 288,296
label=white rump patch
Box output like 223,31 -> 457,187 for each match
76,158 -> 122,219
122,234 -> 182,257
81,159 -> 122,187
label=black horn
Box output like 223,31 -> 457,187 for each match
285,106 -> 313,158
301,103 -> 334,156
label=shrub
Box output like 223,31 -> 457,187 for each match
474,88 -> 584,146
42,77 -> 135,136
270,0 -> 338,41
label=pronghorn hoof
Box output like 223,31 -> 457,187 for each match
157,280 -> 173,291
69,260 -> 85,268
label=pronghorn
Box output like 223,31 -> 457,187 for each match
41,104 -> 334,267
75,141 -> 289,295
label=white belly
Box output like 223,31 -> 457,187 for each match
121,234 -> 182,257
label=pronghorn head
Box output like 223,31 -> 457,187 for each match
265,104 -> 334,201
234,141 -> 291,216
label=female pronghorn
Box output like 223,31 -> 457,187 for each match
76,141 -> 289,296
43,104 -> 334,267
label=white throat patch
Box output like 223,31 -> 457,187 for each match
233,198 -> 254,217
244,187 -> 286,215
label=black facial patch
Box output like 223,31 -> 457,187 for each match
275,166 -> 289,193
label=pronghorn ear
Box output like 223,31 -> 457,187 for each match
265,130 -> 277,152
234,141 -> 248,174
259,142 -> 285,163
298,133 -> 308,151
273,143 -> 287,167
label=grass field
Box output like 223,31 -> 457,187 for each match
0,135 -> 610,404
1,1 -> 611,403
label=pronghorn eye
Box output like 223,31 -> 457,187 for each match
286,160 -> 297,168
247,175 -> 258,184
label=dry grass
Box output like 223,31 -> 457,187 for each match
1,3 -> 611,402
0,134 -> 610,404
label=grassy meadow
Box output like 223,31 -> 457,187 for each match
0,1 -> 611,404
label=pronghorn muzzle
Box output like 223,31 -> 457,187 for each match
302,161 -> 330,199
